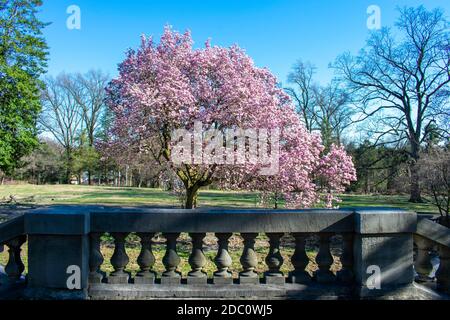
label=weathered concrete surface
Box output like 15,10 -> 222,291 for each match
88,283 -> 353,300
88,283 -> 448,300
353,234 -> 414,287
416,219 -> 450,248
24,207 -> 91,291
90,208 -> 354,233
353,209 -> 416,297
0,214 -> 24,244
24,207 -> 90,235
23,288 -> 88,300
354,208 -> 416,234
27,234 -> 90,290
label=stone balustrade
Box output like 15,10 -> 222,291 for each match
0,206 -> 449,300
413,217 -> 450,293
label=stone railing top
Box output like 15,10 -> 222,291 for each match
0,214 -> 24,244
10,205 -> 417,236
416,218 -> 450,247
354,208 -> 417,234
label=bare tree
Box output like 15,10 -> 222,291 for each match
63,70 -> 109,147
286,61 -> 354,149
313,80 -> 354,149
40,74 -> 83,183
285,60 -> 318,132
419,148 -> 450,227
333,6 -> 450,202
61,70 -> 109,184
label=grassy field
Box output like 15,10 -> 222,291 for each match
0,184 -> 438,277
0,184 -> 438,212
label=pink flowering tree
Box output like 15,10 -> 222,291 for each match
105,27 -> 356,209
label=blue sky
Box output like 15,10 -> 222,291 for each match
39,0 -> 450,85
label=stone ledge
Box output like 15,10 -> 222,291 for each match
2,282 -> 447,300
25,209 -> 90,235
416,219 -> 450,247
354,208 -> 416,234
87,283 -> 450,300
88,283 -> 355,300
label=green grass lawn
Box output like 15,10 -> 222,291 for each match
0,184 -> 259,208
0,184 -> 439,212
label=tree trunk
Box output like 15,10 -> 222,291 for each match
409,162 -> 423,202
65,150 -> 73,184
0,175 -> 4,186
386,165 -> 396,194
185,186 -> 199,209
88,170 -> 92,185
273,192 -> 279,209
364,170 -> 370,194
409,141 -> 423,203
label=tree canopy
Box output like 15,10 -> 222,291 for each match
0,0 -> 48,177
104,27 -> 356,209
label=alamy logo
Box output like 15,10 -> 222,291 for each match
66,265 -> 81,290
171,122 -> 280,175
366,265 -> 381,289
66,5 -> 81,30
367,5 -> 381,30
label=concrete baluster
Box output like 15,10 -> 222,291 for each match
264,233 -> 285,285
89,233 -> 104,284
239,233 -> 259,284
314,233 -> 336,283
161,233 -> 181,285
289,233 -> 312,284
188,233 -> 207,284
135,233 -> 156,284
108,232 -> 130,284
214,233 -> 233,285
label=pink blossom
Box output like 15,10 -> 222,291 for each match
104,27 -> 357,208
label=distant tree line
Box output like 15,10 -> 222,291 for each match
11,70 -> 165,188
286,6 -> 449,205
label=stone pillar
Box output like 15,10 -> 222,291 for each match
353,209 -> 416,298
188,233 -> 207,285
5,235 -> 26,283
413,235 -> 434,282
314,233 -> 336,283
89,233 -> 104,284
239,233 -> 259,284
337,233 -> 354,283
288,233 -> 312,284
161,233 -> 181,285
436,244 -> 450,294
135,233 -> 156,284
264,233 -> 285,285
214,233 -> 233,285
108,233 -> 130,284
25,210 -> 90,299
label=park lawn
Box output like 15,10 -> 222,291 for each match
0,184 -> 258,208
0,184 -> 439,212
